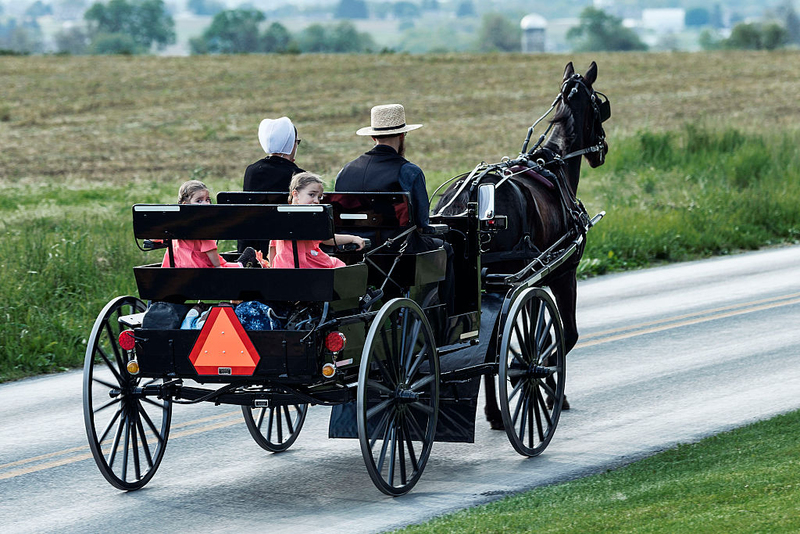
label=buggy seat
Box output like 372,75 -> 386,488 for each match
131,203 -> 367,303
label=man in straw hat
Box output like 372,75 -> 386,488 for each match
335,103 -> 454,312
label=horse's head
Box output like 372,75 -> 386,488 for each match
554,61 -> 610,168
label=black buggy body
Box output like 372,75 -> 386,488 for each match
83,182 -> 598,495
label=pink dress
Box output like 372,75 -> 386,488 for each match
270,240 -> 345,269
161,239 -> 241,268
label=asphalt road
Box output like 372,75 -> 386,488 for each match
2,245 -> 800,533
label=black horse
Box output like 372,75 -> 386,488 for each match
434,61 -> 609,428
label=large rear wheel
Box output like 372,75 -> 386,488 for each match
83,296 -> 171,490
357,298 -> 439,496
498,288 -> 565,457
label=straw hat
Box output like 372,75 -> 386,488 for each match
356,104 -> 423,136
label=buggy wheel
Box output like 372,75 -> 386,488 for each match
83,296 -> 171,490
498,288 -> 565,457
357,298 -> 439,496
241,402 -> 308,453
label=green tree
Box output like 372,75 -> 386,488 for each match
25,1 -> 53,18
190,8 -> 264,54
55,26 -> 90,54
88,31 -> 142,53
298,23 -> 328,52
187,0 -> 224,16
723,22 -> 788,50
334,0 -> 368,20
393,1 -> 420,19
567,7 -> 647,52
261,21 -> 293,53
420,0 -> 439,12
456,0 -> 475,18
776,0 -> 800,44
476,13 -> 519,52
84,0 -> 175,51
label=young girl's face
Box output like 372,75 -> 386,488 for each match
292,183 -> 324,205
185,189 -> 211,205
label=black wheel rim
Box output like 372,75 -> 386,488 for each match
499,288 -> 565,457
83,296 -> 171,490
242,402 -> 308,453
357,298 -> 439,496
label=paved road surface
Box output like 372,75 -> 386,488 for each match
2,245 -> 799,533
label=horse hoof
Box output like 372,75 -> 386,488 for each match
489,418 -> 504,431
546,396 -> 571,411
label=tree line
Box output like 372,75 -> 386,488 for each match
2,0 -> 800,56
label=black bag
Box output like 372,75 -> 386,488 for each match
141,302 -> 189,330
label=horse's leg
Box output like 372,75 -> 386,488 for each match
483,314 -> 504,430
548,269 -> 579,410
484,374 -> 504,430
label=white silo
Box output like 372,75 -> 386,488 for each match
521,13 -> 547,53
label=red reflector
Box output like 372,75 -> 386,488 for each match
119,330 -> 136,351
325,331 -> 346,353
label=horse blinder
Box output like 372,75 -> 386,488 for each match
595,92 -> 611,123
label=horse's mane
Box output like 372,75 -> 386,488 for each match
545,101 -> 575,155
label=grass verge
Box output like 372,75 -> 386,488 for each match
395,409 -> 800,533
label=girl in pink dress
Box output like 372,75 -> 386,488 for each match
161,180 -> 260,268
269,173 -> 364,269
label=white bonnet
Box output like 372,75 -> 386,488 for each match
258,117 -> 296,155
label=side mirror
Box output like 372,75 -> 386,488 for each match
478,184 -> 495,221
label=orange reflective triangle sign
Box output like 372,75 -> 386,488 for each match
188,307 -> 261,375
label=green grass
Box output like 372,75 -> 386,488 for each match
2,52 -> 800,381
395,409 -> 800,533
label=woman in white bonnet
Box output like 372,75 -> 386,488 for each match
243,116 -> 305,193
241,116 -> 306,254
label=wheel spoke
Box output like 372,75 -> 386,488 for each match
138,404 -> 165,445
276,407 -> 283,443
375,414 -> 394,474
366,398 -> 393,421
387,422 -> 397,487
94,395 -> 122,415
255,407 -> 266,430
93,376 -> 120,391
527,388 -> 535,449
512,322 -> 533,364
98,406 -> 124,443
121,414 -> 131,481
517,390 -> 529,443
95,347 -> 125,385
537,378 -> 557,400
369,409 -> 393,449
397,420 -> 407,485
366,378 -> 393,395
136,414 -> 154,469
107,411 -> 126,468
406,343 -> 430,380
139,396 -> 165,410
266,407 -> 275,442
409,401 -> 435,415
373,350 -> 397,389
409,373 -> 434,392
403,320 -> 423,376
103,321 -> 125,371
401,417 -> 420,472
533,385 -> 553,428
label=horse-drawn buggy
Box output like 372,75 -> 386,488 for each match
82,62 -> 609,495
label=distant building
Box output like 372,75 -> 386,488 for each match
641,8 -> 686,33
520,13 -> 546,53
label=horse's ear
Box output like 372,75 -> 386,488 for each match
584,61 -> 598,86
563,62 -> 574,81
